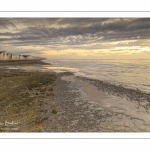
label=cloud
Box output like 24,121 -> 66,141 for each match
0,18 -> 150,55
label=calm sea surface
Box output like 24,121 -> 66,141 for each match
46,59 -> 150,93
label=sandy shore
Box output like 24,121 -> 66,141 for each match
1,60 -> 150,132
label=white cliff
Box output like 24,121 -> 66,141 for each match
19,55 -> 25,60
0,51 -> 41,60
0,51 -> 8,60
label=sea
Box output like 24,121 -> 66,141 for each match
45,59 -> 150,94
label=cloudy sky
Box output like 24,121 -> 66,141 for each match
0,18 -> 150,59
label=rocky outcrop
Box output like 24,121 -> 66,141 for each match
22,55 -> 35,60
11,54 -> 20,60
19,55 -> 25,60
0,52 -> 4,59
0,51 -> 41,60
0,51 -> 7,60
7,54 -> 12,60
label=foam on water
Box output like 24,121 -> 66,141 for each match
44,66 -> 79,73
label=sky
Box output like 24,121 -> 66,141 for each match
0,18 -> 150,59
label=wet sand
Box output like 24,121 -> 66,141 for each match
79,79 -> 150,131
43,73 -> 150,132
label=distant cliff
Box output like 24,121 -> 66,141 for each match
0,51 -> 42,60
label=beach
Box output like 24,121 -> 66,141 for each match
0,60 -> 56,132
0,60 -> 150,132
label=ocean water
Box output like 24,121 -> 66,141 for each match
46,59 -> 150,94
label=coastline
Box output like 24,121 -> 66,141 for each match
0,59 -> 51,66
43,73 -> 150,132
1,60 -> 150,132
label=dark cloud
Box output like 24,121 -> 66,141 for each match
0,19 -> 17,29
0,18 -> 150,51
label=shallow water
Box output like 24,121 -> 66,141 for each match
47,59 -> 150,94
61,74 -> 150,131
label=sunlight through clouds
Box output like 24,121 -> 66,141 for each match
0,18 -> 150,59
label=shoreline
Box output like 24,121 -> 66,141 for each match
77,76 -> 150,111
46,73 -> 150,132
1,60 -> 150,132
0,59 -> 51,67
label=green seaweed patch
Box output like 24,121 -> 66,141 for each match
26,73 -> 55,90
